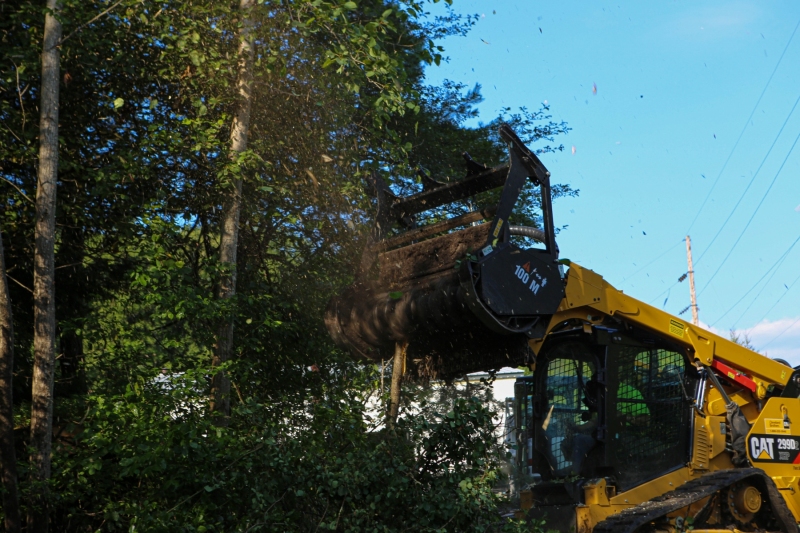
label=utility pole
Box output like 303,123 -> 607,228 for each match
686,235 -> 699,326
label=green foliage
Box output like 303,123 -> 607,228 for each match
0,0 -> 575,530
374,80 -> 578,238
53,372 -> 533,531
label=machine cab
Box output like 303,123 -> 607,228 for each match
513,327 -> 698,506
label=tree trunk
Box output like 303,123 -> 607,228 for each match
388,342 -> 407,428
210,0 -> 255,424
0,230 -> 21,533
29,1 -> 62,530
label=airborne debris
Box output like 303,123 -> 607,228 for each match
305,169 -> 318,187
325,126 -> 562,380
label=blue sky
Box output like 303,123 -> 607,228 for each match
426,1 -> 800,362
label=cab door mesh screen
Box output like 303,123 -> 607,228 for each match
612,347 -> 687,488
540,354 -> 595,475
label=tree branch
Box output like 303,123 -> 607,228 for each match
55,0 -> 138,48
0,177 -> 33,205
5,275 -> 32,295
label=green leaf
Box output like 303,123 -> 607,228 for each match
388,291 -> 403,300
343,1 -> 357,9
113,98 -> 124,109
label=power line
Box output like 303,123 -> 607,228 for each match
700,126 -> 800,295
731,243 -> 796,328
710,234 -> 800,327
695,91 -> 800,267
749,270 -> 800,328
618,239 -> 683,285
685,16 -> 800,236
761,315 -> 800,350
650,280 -> 679,308
648,17 -> 800,320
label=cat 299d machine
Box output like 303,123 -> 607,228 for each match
326,125 -> 800,532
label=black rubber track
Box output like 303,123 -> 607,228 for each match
592,468 -> 798,533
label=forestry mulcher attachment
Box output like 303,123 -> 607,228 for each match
325,125 -> 564,379
326,126 -> 800,532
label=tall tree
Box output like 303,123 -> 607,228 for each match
0,1 -> 575,530
210,0 -> 256,422
0,229 -> 21,533
29,0 -> 62,530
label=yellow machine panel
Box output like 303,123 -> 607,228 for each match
746,398 -> 800,475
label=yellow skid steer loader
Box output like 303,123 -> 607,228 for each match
326,125 -> 800,532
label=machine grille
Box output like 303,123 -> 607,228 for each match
691,420 -> 711,470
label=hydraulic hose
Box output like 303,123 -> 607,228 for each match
509,225 -> 546,243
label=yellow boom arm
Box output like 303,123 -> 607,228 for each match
530,263 -> 792,398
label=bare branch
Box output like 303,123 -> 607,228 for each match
12,61 -> 26,131
0,123 -> 22,144
56,0 -> 140,48
6,275 -> 32,295
0,177 -> 33,205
